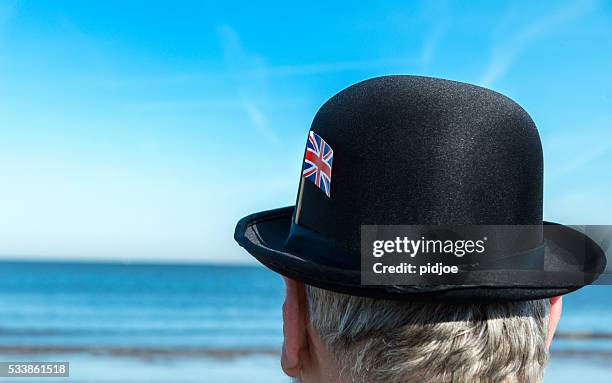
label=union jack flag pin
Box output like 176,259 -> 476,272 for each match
302,131 -> 333,197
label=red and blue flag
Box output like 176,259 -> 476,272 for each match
302,131 -> 333,197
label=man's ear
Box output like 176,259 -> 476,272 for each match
546,296 -> 563,349
281,277 -> 308,377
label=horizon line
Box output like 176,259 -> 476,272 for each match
0,257 -> 261,267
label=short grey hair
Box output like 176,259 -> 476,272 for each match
306,286 -> 550,383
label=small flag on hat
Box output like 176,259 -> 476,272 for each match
302,131 -> 333,197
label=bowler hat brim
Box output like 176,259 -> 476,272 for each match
234,206 -> 607,302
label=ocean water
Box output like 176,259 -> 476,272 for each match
0,262 -> 284,351
0,261 -> 610,382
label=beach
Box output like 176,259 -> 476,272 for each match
0,261 -> 610,382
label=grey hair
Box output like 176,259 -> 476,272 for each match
306,286 -> 550,383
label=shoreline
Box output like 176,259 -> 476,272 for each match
0,345 -> 280,359
555,331 -> 612,340
0,343 -> 611,361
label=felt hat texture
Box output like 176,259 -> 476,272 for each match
234,75 -> 606,302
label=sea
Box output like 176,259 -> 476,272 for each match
0,261 -> 610,382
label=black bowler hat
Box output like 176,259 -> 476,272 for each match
234,75 -> 606,302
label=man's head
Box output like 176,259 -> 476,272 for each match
281,278 -> 562,383
234,76 -> 604,381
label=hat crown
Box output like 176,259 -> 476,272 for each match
293,76 -> 543,255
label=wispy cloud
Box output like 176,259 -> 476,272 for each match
74,57 -> 414,90
240,95 -> 279,144
217,24 -> 278,143
219,24 -> 386,146
546,124 -> 612,179
479,0 -> 599,87
72,22 -> 412,89
546,189 -> 612,224
256,58 -> 413,77
419,0 -> 450,69
542,114 -> 612,223
124,97 -> 303,114
550,141 -> 612,179
217,24 -> 268,78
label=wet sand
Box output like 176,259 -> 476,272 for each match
0,346 -> 610,382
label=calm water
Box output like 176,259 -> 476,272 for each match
0,262 -> 284,351
0,261 -> 610,382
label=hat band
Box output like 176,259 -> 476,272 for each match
285,221 -> 359,270
286,221 -> 547,273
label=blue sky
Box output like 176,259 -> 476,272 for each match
0,0 -> 610,263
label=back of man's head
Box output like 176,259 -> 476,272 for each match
302,285 -> 551,383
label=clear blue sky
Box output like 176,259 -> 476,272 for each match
0,0 -> 610,263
